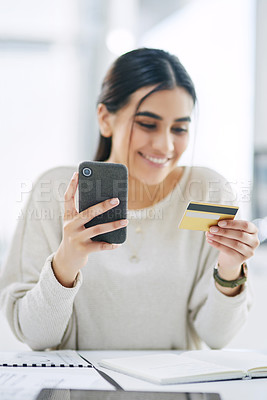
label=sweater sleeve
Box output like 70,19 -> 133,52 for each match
0,167 -> 81,350
188,238 -> 252,349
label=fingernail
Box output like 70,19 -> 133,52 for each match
210,226 -> 218,233
207,232 -> 214,237
120,219 -> 128,226
218,220 -> 227,227
110,198 -> 119,205
72,172 -> 77,179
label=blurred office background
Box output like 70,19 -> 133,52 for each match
0,0 -> 266,350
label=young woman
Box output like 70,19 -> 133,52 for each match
0,48 -> 259,351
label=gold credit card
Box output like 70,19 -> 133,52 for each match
178,201 -> 239,231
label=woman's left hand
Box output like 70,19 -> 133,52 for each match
206,219 -> 260,275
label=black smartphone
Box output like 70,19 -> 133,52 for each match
78,161 -> 128,244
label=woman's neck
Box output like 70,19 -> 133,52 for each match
128,167 -> 184,210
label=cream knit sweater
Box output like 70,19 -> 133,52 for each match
0,166 -> 250,350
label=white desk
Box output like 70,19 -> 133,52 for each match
1,350 -> 267,400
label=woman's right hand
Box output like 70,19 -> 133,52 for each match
52,172 -> 128,287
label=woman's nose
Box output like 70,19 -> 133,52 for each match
151,131 -> 174,154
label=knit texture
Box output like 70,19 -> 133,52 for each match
0,166 -> 251,350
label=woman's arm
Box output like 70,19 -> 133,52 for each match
0,166 -> 128,350
191,219 -> 259,348
0,167 -> 81,350
188,231 -> 255,349
186,168 -> 259,348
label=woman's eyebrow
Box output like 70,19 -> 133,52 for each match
135,111 -> 191,122
135,111 -> 162,120
175,116 -> 191,122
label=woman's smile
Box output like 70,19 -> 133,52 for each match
138,151 -> 171,168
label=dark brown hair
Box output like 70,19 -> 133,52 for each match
94,48 -> 196,161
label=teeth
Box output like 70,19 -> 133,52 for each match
143,154 -> 168,164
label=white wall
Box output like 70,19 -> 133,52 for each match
0,0 -> 82,245
254,0 -> 267,149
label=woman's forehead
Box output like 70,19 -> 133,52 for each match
129,85 -> 158,104
130,86 -> 194,114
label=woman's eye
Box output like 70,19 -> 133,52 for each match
172,127 -> 188,135
136,121 -> 156,130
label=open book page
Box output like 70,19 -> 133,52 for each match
185,350 -> 267,376
99,353 -> 245,384
0,350 -> 90,367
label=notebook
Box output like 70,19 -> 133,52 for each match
98,351 -> 267,385
0,350 -> 91,368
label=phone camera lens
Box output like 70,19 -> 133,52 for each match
82,167 -> 92,177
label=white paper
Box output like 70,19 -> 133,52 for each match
0,350 -> 89,367
0,366 -> 114,400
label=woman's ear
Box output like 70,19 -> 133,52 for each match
97,103 -> 113,137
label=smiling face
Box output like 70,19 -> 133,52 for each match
99,86 -> 194,187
